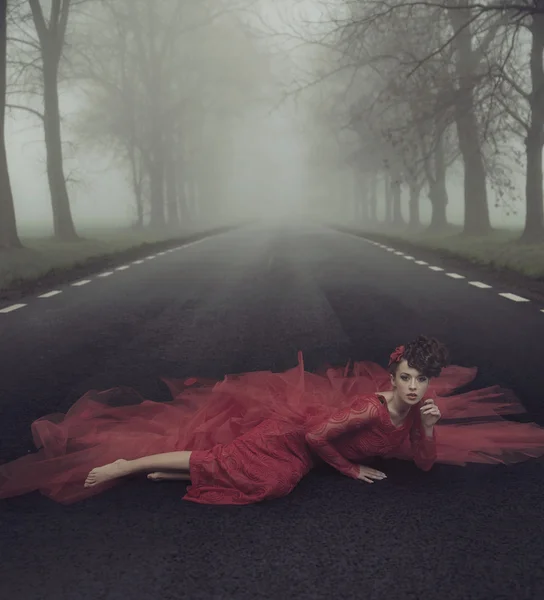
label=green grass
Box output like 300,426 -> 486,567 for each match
0,225 -> 205,291
347,224 -> 544,279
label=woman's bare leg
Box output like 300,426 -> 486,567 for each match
147,471 -> 191,481
84,451 -> 192,488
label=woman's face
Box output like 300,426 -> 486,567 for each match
390,360 -> 430,405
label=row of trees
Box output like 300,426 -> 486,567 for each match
296,0 -> 544,241
0,0 -> 269,249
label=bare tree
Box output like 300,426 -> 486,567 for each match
27,0 -> 78,239
330,10 -> 457,230
69,0 -> 271,230
344,0 -> 544,239
7,0 -> 81,240
0,0 -> 21,249
492,12 -> 544,241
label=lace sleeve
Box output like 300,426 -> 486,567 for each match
305,396 -> 381,479
410,408 -> 437,471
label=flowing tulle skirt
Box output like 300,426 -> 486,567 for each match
1,353 -> 544,504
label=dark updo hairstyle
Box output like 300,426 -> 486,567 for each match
389,335 -> 449,378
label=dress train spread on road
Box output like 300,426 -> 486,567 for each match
1,352 -> 544,504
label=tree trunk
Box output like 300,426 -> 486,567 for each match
165,154 -> 179,230
0,0 -> 21,249
521,15 -> 544,242
428,185 -> 448,231
129,150 -> 144,229
368,172 -> 377,223
148,159 -> 165,229
455,101 -> 490,235
147,122 -> 165,229
43,59 -> 78,241
408,182 -> 420,229
391,178 -> 403,226
384,172 -> 393,224
183,176 -> 199,223
428,136 -> 449,231
358,175 -> 370,224
177,179 -> 187,224
361,186 -> 369,223
449,6 -> 491,236
178,180 -> 190,222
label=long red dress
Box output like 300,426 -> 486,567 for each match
185,393 -> 435,504
2,353 -> 544,505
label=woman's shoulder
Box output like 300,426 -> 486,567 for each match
350,393 -> 388,413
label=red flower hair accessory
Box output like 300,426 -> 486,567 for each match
388,345 -> 405,366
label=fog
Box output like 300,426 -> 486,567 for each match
2,0 -> 536,241
7,92 -> 313,230
4,0 -> 316,235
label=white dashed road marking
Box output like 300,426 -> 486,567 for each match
469,281 -> 492,289
499,293 -> 529,302
0,303 -> 26,313
0,235 -> 539,316
0,237 -> 210,315
71,280 -> 91,287
363,236 -> 539,314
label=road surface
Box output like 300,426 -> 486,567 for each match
2,222 -> 543,600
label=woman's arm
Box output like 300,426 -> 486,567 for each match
305,396 -> 381,479
410,406 -> 437,471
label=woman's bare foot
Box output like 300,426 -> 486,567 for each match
84,459 -> 130,488
147,471 -> 191,481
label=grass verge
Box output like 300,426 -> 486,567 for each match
0,222 -> 240,300
335,224 -> 544,281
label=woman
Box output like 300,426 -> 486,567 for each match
1,336 -> 544,505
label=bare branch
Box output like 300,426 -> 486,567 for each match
6,102 -> 44,121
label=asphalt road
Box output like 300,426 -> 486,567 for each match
1,222 -> 543,600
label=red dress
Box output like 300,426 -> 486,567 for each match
185,393 -> 435,504
2,353 -> 544,505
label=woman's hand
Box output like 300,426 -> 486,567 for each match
357,465 -> 387,483
420,398 -> 441,428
